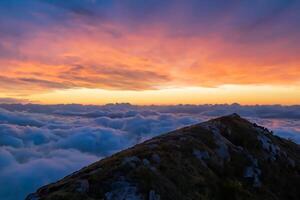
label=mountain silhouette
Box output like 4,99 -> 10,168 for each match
26,114 -> 300,200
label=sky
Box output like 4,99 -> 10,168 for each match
0,103 -> 299,200
0,0 -> 300,104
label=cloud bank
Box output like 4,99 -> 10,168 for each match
0,104 -> 299,199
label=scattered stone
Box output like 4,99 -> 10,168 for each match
288,157 -> 296,168
227,128 -> 232,135
76,179 -> 89,193
193,149 -> 210,160
150,166 -> 157,172
281,151 -> 287,158
193,149 -> 210,167
143,158 -> 151,167
244,166 -> 261,187
122,156 -> 141,168
235,146 -> 244,152
149,190 -> 160,200
200,121 -> 231,162
257,134 -> 280,160
152,154 -> 160,164
105,179 -> 143,200
216,141 -> 230,161
244,155 -> 261,187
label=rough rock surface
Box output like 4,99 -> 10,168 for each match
26,114 -> 300,200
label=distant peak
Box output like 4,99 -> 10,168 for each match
227,113 -> 241,118
210,113 -> 242,122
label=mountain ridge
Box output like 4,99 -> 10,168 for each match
26,114 -> 300,200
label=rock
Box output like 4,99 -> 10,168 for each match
288,157 -> 296,168
257,134 -> 280,160
193,149 -> 210,160
143,158 -> 151,168
215,141 -> 230,161
149,190 -> 160,200
122,156 -> 141,168
75,179 -> 89,193
105,179 -> 143,200
151,154 -> 160,164
193,149 -> 210,167
244,166 -> 261,187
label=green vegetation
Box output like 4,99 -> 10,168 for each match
27,114 -> 300,200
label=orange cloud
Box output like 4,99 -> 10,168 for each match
0,13 -> 299,96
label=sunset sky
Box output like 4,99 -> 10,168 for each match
0,0 -> 299,105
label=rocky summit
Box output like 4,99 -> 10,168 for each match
26,114 -> 300,200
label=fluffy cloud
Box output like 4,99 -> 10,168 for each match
0,104 -> 299,199
0,108 -> 44,127
0,148 -> 98,200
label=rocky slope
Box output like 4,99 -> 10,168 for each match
26,114 -> 300,200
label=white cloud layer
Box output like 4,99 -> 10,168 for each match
0,103 -> 299,200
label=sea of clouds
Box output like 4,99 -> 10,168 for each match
0,103 -> 299,200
